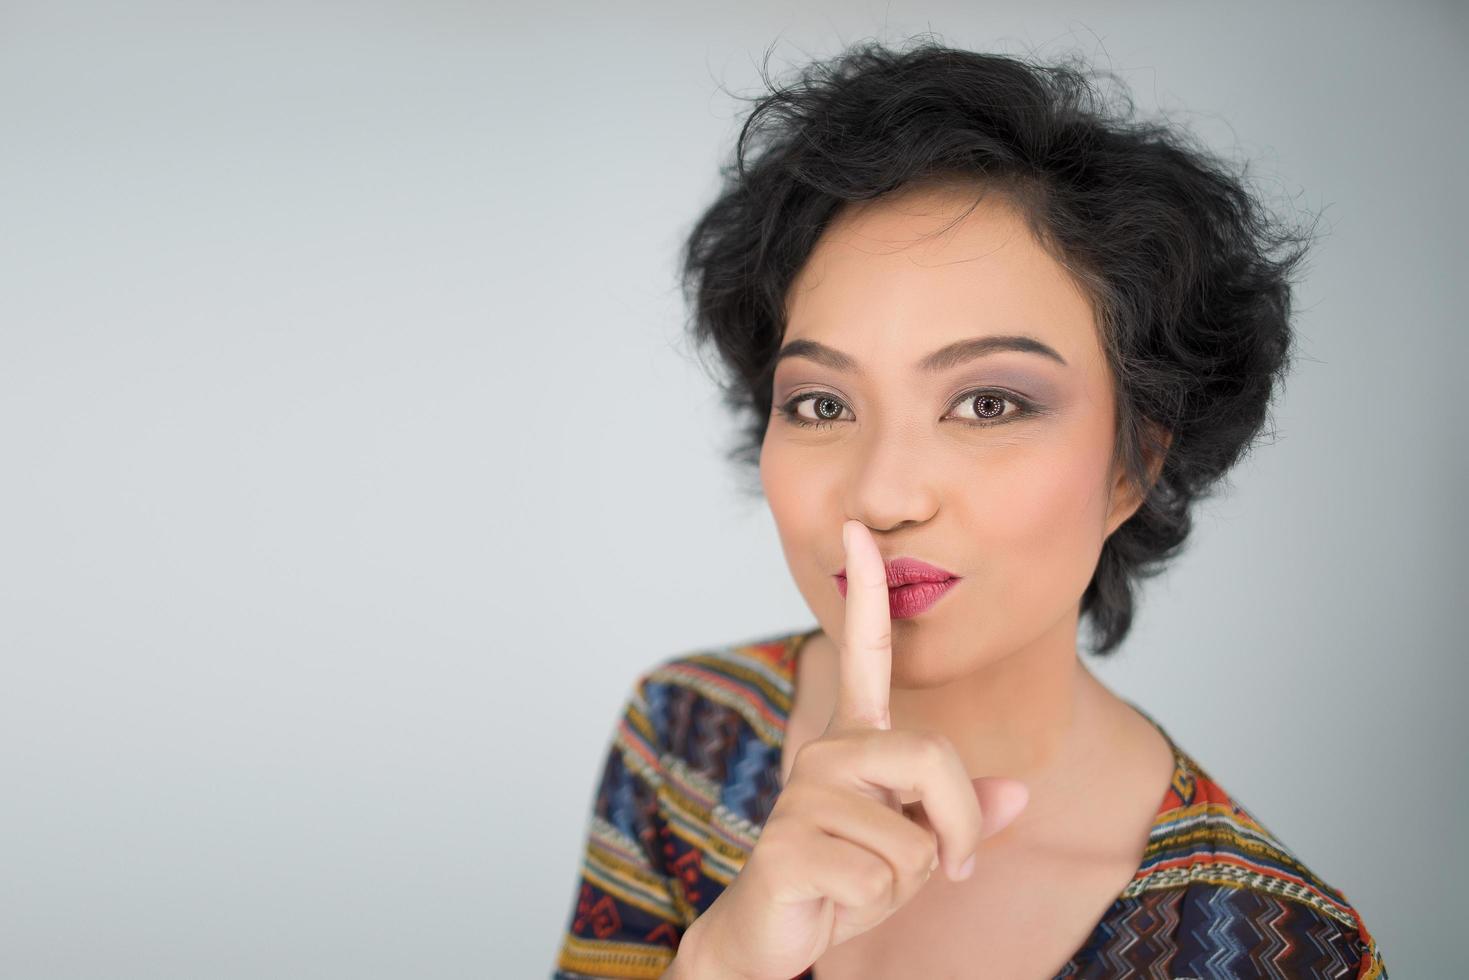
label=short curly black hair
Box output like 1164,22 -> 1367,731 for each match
677,36 -> 1318,657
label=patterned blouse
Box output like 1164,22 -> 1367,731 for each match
553,628 -> 1388,979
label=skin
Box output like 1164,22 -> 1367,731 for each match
762,182 -> 1169,811
672,516 -> 1032,980
672,183 -> 1179,977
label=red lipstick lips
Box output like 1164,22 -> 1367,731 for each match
833,557 -> 960,619
836,556 -> 957,586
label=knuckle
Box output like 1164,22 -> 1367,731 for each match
903,829 -> 938,878
817,729 -> 877,769
858,859 -> 893,904
848,730 -> 886,769
789,739 -> 822,773
860,726 -> 891,750
791,736 -> 838,777
913,729 -> 954,766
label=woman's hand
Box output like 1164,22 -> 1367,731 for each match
676,520 -> 1030,980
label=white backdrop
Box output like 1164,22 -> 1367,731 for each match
1,1 -> 1462,975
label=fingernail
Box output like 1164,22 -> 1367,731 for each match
929,855 -> 939,872
955,854 -> 976,881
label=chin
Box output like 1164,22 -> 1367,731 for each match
887,627 -> 983,688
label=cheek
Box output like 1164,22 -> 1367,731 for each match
760,438 -> 841,609
955,439 -> 1112,617
759,437 -> 793,518
970,449 -> 1106,544
935,455 -> 1102,657
760,436 -> 824,539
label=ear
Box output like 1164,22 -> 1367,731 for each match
1104,422 -> 1173,539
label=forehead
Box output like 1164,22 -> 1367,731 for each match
782,185 -> 1099,366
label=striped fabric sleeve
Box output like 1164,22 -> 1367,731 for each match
553,671 -> 686,979
1361,937 -> 1389,979
1353,913 -> 1389,979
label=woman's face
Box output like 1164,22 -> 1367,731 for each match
760,184 -> 1145,687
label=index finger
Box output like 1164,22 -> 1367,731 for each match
828,519 -> 893,732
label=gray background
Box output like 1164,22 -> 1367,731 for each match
2,1 -> 1462,976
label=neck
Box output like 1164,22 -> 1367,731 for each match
802,610 -> 1123,828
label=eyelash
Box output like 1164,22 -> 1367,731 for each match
775,388 -> 1036,431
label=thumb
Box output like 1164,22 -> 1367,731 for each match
972,776 -> 1029,840
898,777 -> 1029,842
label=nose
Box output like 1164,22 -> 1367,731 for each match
842,426 -> 940,533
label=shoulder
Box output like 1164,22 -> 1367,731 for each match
618,628 -> 809,875
1104,745 -> 1389,978
632,627 -> 805,751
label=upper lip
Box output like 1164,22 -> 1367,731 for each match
835,557 -> 959,587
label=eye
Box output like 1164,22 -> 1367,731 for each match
951,390 -> 1027,426
775,388 -> 1036,431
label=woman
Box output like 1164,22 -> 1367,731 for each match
554,38 -> 1387,979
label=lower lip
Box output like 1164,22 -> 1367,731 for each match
834,576 -> 960,619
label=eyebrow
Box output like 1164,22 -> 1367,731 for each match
774,334 -> 1069,374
